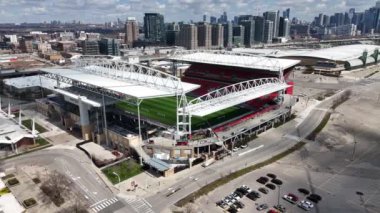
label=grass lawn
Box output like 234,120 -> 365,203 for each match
35,138 -> 49,146
102,160 -> 143,184
22,119 -> 48,133
116,96 -> 250,129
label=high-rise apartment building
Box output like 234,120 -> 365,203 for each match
211,24 -> 224,48
177,24 -> 198,49
197,22 -> 212,49
144,13 -> 165,43
125,17 -> 139,48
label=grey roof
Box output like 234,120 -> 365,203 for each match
146,158 -> 171,172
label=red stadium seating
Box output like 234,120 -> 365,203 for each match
181,62 -> 294,132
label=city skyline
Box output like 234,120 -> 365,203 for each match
0,0 -> 376,24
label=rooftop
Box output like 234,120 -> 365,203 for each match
170,52 -> 300,71
233,44 -> 380,62
41,66 -> 200,99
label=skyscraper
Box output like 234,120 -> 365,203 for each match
211,24 -> 224,48
210,16 -> 217,24
197,22 -> 212,49
253,16 -> 265,43
203,15 -> 207,22
223,21 -> 233,48
177,24 -> 198,49
233,25 -> 245,46
283,8 -> 290,18
279,17 -> 290,38
144,13 -> 165,43
263,20 -> 273,43
240,20 -> 255,47
125,17 -> 139,48
264,11 -> 279,37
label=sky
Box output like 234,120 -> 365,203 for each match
0,0 -> 377,24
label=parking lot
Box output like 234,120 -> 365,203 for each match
209,169 -> 323,213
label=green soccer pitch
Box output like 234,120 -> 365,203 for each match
115,96 -> 250,130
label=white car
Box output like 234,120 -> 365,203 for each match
298,200 -> 314,211
240,144 -> 248,149
232,147 -> 239,152
241,185 -> 252,193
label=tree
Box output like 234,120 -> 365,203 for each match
183,203 -> 197,213
40,171 -> 72,207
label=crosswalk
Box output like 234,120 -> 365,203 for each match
91,197 -> 119,212
122,195 -> 155,213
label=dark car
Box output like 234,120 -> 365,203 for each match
247,191 -> 261,200
228,205 -> 238,213
267,173 -> 277,179
283,193 -> 299,204
259,187 -> 269,194
265,183 -> 276,190
236,187 -> 248,195
271,179 -> 283,186
307,196 -> 319,204
235,201 -> 245,209
234,190 -> 245,198
257,176 -> 269,184
247,193 -> 258,201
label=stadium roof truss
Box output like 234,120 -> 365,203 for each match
180,77 -> 290,117
176,77 -> 290,137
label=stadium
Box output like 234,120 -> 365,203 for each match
2,51 -> 300,176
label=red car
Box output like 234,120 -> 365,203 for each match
283,193 -> 299,204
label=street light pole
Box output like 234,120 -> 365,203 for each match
112,172 -> 120,184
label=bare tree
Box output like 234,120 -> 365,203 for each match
183,203 -> 197,213
40,171 -> 72,207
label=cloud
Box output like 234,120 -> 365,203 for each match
0,0 -> 377,23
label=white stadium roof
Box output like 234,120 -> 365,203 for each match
41,67 -> 200,99
3,75 -> 70,90
170,52 -> 300,71
233,44 -> 380,62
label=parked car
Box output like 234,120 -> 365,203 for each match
257,176 -> 269,184
241,185 -> 252,193
265,183 -> 276,190
298,200 -> 314,211
235,188 -> 248,196
258,187 -> 269,194
271,179 -> 283,185
283,193 -> 299,204
235,201 -> 245,209
246,193 -> 258,201
232,147 -> 239,152
267,173 -> 277,179
256,203 -> 268,211
274,204 -> 287,213
240,144 -> 248,149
